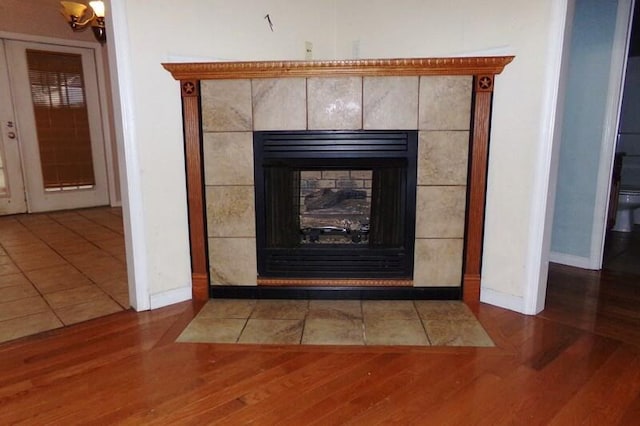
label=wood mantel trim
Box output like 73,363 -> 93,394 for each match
162,56 -> 513,80
463,76 -> 494,305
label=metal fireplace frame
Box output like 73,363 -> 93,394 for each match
253,130 -> 417,279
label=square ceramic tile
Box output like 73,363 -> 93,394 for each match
238,319 -> 303,344
415,186 -> 467,238
110,291 -> 130,309
11,251 -> 67,272
0,311 -> 62,344
177,318 -> 247,343
78,266 -> 127,285
423,319 -> 494,347
413,239 -> 464,287
0,284 -> 39,303
308,77 -> 362,130
208,238 -> 257,285
203,132 -> 254,186
364,318 -> 429,346
0,273 -> 32,289
419,76 -> 472,130
252,78 -> 307,130
302,318 -> 364,345
418,131 -> 469,185
362,300 -> 419,321
251,299 -> 309,320
96,277 -> 128,296
201,79 -> 252,131
363,76 -> 419,129
414,301 -> 477,321
0,296 -> 52,322
199,299 -> 256,319
54,297 -> 123,325
26,264 -> 94,294
206,186 -> 256,238
44,286 -> 109,309
307,300 -> 362,320
0,262 -> 21,276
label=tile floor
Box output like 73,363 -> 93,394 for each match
0,207 -> 128,344
178,298 -> 494,347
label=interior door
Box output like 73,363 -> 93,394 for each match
0,40 -> 27,215
4,40 -> 109,213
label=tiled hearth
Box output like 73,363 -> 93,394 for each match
201,75 -> 470,288
178,299 -> 493,347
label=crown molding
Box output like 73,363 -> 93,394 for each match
162,56 -> 514,80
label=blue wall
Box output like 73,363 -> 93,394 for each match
551,0 -> 619,259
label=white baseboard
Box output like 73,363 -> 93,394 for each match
149,286 -> 192,309
549,251 -> 597,269
480,287 -> 526,314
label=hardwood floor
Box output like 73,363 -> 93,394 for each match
1,263 -> 640,424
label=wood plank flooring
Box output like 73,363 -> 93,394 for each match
1,262 -> 640,424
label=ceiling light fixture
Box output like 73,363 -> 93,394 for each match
60,1 -> 106,44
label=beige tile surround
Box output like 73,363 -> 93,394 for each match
202,76 -> 472,287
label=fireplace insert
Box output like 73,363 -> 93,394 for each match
254,130 -> 417,279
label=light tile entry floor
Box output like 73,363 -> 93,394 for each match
178,299 -> 494,347
0,207 -> 129,344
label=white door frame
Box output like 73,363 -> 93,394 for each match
590,0 -> 636,269
0,40 -> 27,214
107,1 -> 150,312
0,31 -> 119,211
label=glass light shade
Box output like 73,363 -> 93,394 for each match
60,1 -> 88,20
89,1 -> 105,18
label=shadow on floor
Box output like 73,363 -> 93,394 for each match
603,225 -> 640,276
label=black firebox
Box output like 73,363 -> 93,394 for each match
254,130 -> 417,279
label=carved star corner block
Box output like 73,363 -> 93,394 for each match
475,75 -> 494,93
181,80 -> 199,97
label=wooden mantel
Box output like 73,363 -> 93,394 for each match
163,56 -> 514,305
163,57 -> 512,80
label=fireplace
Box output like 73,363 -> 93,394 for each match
162,56 -> 513,303
254,130 -> 417,279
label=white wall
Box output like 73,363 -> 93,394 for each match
111,0 -> 567,313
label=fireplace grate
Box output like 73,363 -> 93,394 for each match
264,249 -> 408,278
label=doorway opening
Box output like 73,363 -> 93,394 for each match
604,3 -> 640,276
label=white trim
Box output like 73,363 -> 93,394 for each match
93,48 -> 119,208
109,0 -> 150,311
591,0 -> 635,269
523,0 -> 572,315
150,286 -> 192,310
480,288 -> 525,314
549,251 -> 594,269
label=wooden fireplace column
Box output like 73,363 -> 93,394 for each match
164,57 -> 513,305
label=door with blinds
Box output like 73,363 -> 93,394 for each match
2,40 -> 108,213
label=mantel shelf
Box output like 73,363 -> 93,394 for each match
162,56 -> 514,80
